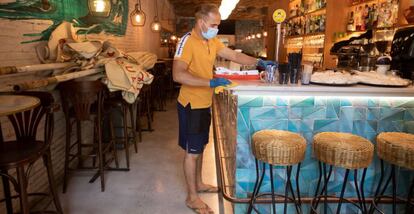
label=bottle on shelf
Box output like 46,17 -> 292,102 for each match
347,11 -> 356,32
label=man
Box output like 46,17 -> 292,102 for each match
173,4 -> 276,214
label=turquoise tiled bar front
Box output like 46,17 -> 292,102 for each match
213,81 -> 414,214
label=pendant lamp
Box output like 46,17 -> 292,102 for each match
88,0 -> 111,17
151,0 -> 162,32
130,0 -> 146,26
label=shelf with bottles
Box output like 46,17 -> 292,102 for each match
286,14 -> 326,36
349,0 -> 378,7
345,0 -> 400,33
288,0 -> 327,19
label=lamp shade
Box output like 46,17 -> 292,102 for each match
88,0 -> 111,17
151,17 -> 161,32
130,2 -> 146,26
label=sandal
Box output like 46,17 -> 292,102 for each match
186,199 -> 214,214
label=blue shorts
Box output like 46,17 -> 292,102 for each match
177,102 -> 211,154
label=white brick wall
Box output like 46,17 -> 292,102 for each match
0,0 -> 174,212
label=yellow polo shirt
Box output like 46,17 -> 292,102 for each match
174,29 -> 225,109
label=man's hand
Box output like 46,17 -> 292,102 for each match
257,59 -> 277,69
209,78 -> 231,88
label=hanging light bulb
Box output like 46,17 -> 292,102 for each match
88,0 -> 111,17
170,35 -> 177,41
130,0 -> 146,27
247,36 -> 251,40
263,31 -> 268,37
150,0 -> 162,32
252,34 -> 256,39
256,33 -> 262,38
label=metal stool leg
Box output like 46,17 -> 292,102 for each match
370,159 -> 386,214
361,168 -> 368,213
312,163 -> 333,214
247,159 -> 261,214
336,169 -> 350,214
391,165 -> 397,214
287,165 -> 302,214
248,162 -> 266,214
406,177 -> 414,214
296,163 -> 302,208
354,169 -> 364,212
269,164 -> 276,214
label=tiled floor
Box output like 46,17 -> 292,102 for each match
59,101 -> 230,214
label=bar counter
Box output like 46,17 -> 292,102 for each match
212,80 -> 414,213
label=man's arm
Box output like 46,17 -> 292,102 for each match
172,60 -> 210,87
217,47 -> 257,65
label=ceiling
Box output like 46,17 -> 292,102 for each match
169,0 -> 273,20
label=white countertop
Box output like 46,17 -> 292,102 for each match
228,80 -> 414,97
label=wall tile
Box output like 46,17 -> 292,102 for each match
239,96 -> 263,107
290,97 -> 315,107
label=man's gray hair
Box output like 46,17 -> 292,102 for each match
194,4 -> 219,21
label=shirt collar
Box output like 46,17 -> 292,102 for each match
191,29 -> 205,41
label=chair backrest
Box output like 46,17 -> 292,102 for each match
2,91 -> 54,144
58,80 -> 106,121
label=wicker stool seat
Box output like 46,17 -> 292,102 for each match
248,130 -> 306,214
377,132 -> 414,170
311,132 -> 374,214
313,132 -> 374,169
252,130 -> 307,166
370,132 -> 414,214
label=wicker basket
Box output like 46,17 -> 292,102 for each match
313,132 -> 374,169
252,130 -> 306,166
377,132 -> 414,170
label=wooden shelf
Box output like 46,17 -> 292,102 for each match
305,7 -> 326,16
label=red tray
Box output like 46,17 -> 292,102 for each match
214,74 -> 260,80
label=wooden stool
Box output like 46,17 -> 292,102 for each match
59,80 -> 127,193
370,132 -> 414,214
247,130 -> 306,214
105,91 -> 138,168
311,132 -> 374,214
0,91 -> 62,214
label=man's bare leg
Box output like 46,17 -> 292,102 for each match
196,152 -> 219,192
184,152 -> 213,213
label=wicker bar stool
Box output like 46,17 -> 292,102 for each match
247,130 -> 306,214
311,132 -> 374,214
370,132 -> 414,214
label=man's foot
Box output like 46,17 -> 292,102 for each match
197,183 -> 220,193
186,198 -> 214,214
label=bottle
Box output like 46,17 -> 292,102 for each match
305,17 -> 310,34
372,4 -> 378,27
309,16 -> 314,33
391,0 -> 399,25
355,6 -> 362,31
320,15 -> 326,32
347,11 -> 356,31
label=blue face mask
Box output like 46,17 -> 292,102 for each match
201,21 -> 218,40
